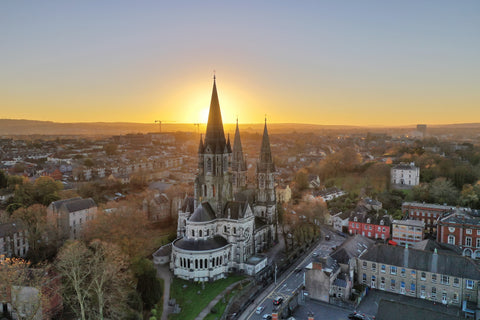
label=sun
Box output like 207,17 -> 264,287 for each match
199,108 -> 210,124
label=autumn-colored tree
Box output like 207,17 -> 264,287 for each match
83,203 -> 159,259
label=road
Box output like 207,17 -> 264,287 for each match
239,226 -> 346,320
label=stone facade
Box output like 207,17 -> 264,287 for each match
391,162 -> 420,187
357,244 -> 480,307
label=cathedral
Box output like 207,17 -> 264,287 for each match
154,77 -> 277,282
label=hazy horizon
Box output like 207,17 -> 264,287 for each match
2,1 -> 479,126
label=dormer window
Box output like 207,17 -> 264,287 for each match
367,218 -> 371,224
380,220 -> 384,225
354,217 -> 358,222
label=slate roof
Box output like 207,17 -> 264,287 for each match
153,243 -> 172,258
411,239 -> 462,255
51,197 -> 82,211
62,198 -> 97,213
189,202 -> 216,222
360,244 -> 480,280
181,196 -> 195,214
331,235 -> 375,264
392,163 -> 418,170
174,235 -> 229,251
220,201 -> 250,220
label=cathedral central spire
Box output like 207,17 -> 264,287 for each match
204,77 -> 226,153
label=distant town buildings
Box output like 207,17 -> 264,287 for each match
348,211 -> 391,240
391,162 -> 420,188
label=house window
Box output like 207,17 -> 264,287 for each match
362,261 -> 367,269
391,279 -> 396,290
453,293 -> 458,302
431,287 -> 437,299
390,266 -> 397,275
466,280 -> 474,290
421,272 -> 426,280
466,229 -> 472,234
440,275 -> 450,285
401,268 -> 406,277
362,273 -> 367,284
431,274 -> 437,283
380,277 -> 385,290
381,265 -> 386,273
410,283 -> 416,293
411,270 -> 416,278
477,238 -> 480,248
453,278 -> 460,287
466,237 -> 472,247
372,263 -> 376,271
448,235 -> 455,245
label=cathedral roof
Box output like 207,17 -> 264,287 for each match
221,201 -> 251,220
203,77 -> 227,154
190,202 -> 216,222
174,235 -> 229,251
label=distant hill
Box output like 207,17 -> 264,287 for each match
0,119 -> 479,136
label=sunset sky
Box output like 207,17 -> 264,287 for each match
1,1 -> 479,126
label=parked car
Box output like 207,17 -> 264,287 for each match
325,234 -> 331,240
273,296 -> 284,306
348,312 -> 366,319
263,314 -> 272,320
256,306 -> 265,314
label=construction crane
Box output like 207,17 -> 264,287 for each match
154,120 -> 175,133
193,123 -> 200,134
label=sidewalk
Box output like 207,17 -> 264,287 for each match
195,280 -> 243,320
155,264 -> 173,320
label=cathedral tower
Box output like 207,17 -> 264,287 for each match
231,119 -> 247,194
255,119 -> 276,223
195,77 -> 233,214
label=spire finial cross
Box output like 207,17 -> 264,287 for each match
213,70 -> 216,81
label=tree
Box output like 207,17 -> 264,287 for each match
429,178 -> 459,205
132,258 -> 162,310
56,240 -> 133,320
33,176 -> 62,206
104,143 -> 118,156
0,170 -> 7,189
11,204 -> 58,264
294,168 -> 309,192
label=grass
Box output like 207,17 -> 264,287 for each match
168,275 -> 244,320
203,287 -> 238,320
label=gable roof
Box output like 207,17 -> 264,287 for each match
189,202 -> 216,222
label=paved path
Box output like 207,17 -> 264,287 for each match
195,280 -> 244,320
155,264 -> 173,320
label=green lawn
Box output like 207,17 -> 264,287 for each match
168,275 -> 244,320
203,287 -> 238,320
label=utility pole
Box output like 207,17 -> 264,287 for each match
274,263 -> 277,284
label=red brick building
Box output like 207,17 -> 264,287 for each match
437,210 -> 480,259
348,212 -> 391,240
402,202 -> 458,234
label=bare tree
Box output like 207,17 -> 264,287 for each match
55,240 -> 133,320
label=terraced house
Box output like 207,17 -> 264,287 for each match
357,244 -> 480,308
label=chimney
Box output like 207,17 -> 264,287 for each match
431,248 -> 438,273
404,243 -> 409,267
